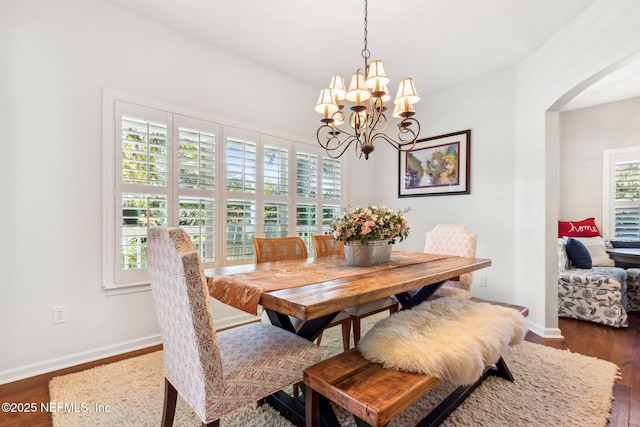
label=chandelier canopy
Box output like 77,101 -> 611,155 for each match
315,0 -> 421,160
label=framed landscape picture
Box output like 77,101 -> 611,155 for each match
398,130 -> 471,197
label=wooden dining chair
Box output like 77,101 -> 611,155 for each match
311,234 -> 400,346
423,224 -> 477,299
147,227 -> 322,427
253,236 -> 308,263
253,236 -> 352,351
311,234 -> 345,257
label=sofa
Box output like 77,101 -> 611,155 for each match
557,237 -> 640,328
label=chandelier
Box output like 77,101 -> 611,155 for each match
314,0 -> 421,160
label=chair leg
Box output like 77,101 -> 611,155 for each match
293,382 -> 300,398
352,304 -> 399,346
390,302 -> 399,314
352,316 -> 362,346
162,378 -> 178,427
317,318 -> 352,350
340,318 -> 351,350
306,386 -> 320,427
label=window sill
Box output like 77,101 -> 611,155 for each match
104,282 -> 151,296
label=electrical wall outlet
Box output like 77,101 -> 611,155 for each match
53,305 -> 67,324
478,276 -> 488,287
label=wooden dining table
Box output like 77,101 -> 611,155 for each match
205,251 -> 491,426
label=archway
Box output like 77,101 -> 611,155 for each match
545,52 -> 640,333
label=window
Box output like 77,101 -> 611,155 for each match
104,95 -> 344,289
603,147 -> 640,239
321,157 -> 343,236
108,102 -> 220,286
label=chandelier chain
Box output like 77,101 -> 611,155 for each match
362,0 -> 370,62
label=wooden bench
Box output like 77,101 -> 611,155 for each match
303,299 -> 528,427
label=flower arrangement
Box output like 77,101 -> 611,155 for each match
332,205 -> 411,245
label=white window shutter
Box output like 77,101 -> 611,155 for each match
614,161 -> 640,239
106,96 -> 344,288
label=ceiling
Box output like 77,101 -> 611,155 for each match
104,0 -> 638,110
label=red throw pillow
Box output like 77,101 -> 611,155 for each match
558,218 -> 601,238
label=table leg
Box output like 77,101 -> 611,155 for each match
264,310 -> 296,332
264,309 -> 341,341
395,280 -> 445,310
266,391 -> 306,427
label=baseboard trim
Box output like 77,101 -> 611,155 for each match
525,319 -> 564,339
0,318 -> 261,393
0,334 -> 162,387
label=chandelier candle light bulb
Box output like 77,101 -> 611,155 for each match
315,0 -> 421,160
315,88 -> 339,121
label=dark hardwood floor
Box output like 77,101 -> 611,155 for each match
1,315 -> 638,427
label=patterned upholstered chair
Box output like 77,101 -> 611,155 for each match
423,224 -> 477,299
311,234 -> 399,346
608,240 -> 640,312
254,236 -> 352,351
147,228 -> 322,427
557,238 -> 629,327
622,269 -> 640,312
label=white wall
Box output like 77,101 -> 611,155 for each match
0,0 -> 374,382
559,97 -> 640,225
374,68 -> 517,304
515,0 -> 640,335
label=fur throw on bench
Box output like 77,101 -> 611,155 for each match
357,297 -> 527,385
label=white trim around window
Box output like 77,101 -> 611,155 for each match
102,90 -> 346,291
602,146 -> 640,239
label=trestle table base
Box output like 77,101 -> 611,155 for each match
264,281 -> 449,426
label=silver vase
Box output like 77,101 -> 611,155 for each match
344,239 -> 393,266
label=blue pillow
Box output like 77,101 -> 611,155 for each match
566,238 -> 592,269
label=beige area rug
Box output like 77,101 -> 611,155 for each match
50,316 -> 620,427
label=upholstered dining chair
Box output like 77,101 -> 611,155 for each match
253,236 -> 352,351
147,228 -> 322,427
423,224 -> 477,299
311,234 -> 400,346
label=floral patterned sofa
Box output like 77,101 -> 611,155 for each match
609,240 -> 640,312
557,238 -> 636,327
624,269 -> 640,312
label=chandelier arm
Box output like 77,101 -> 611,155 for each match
397,118 -> 421,145
353,139 -> 364,159
316,124 -> 355,148
316,125 -> 360,159
369,103 -> 389,134
370,132 -> 416,152
328,134 -> 361,159
369,119 -> 421,152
